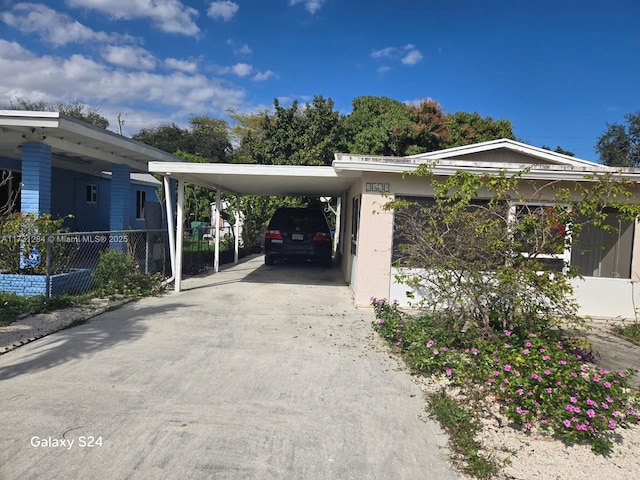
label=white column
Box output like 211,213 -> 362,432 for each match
234,195 -> 240,263
175,179 -> 185,292
334,197 -> 342,255
214,189 -> 220,273
163,176 -> 176,279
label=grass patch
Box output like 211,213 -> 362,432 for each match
613,323 -> 640,343
428,390 -> 498,478
0,292 -> 86,327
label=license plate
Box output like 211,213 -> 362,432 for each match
291,233 -> 304,240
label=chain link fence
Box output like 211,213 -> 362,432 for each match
0,227 -> 242,298
0,229 -> 170,298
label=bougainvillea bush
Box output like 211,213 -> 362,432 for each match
372,297 -> 640,455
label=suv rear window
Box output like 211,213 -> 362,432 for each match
269,209 -> 328,231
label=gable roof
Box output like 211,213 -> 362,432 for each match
406,138 -> 598,167
332,138 -> 640,182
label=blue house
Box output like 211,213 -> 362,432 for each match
0,110 -> 181,231
0,111 -> 183,296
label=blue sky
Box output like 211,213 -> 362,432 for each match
1,0 -> 638,161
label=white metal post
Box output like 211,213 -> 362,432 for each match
214,189 -> 220,273
234,195 -> 240,263
175,179 -> 185,292
163,176 -> 176,279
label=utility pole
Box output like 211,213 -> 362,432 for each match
117,113 -> 124,135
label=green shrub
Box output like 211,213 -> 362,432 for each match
0,212 -> 77,274
92,250 -> 164,297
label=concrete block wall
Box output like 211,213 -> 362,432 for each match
0,269 -> 92,297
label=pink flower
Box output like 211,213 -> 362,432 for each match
563,419 -> 571,428
524,423 -> 532,430
587,409 -> 596,418
525,342 -> 533,348
433,348 -> 439,355
604,382 -> 611,388
445,368 -> 452,376
542,355 -> 551,361
504,330 -> 512,336
426,340 -> 434,348
544,369 -> 551,375
559,360 -> 567,365
504,365 -> 512,372
609,420 -> 617,429
523,349 -> 530,355
570,396 -> 577,404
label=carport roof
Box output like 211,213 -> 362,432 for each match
148,161 -> 362,196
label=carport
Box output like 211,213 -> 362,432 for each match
147,162 -> 361,292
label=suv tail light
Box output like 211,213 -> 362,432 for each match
312,232 -> 331,242
265,229 -> 283,240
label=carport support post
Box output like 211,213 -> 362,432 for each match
163,176 -> 176,280
175,179 -> 185,292
214,189 -> 220,273
234,195 -> 240,263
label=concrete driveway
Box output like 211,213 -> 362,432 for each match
0,255 -> 459,480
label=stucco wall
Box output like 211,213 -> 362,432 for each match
351,172 -> 395,306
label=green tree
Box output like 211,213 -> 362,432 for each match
343,96 -> 415,156
188,116 -> 232,162
8,98 -> 109,129
595,111 -> 640,167
243,95 -> 344,166
445,111 -> 514,147
541,145 -> 575,157
132,123 -> 191,155
132,116 -> 232,163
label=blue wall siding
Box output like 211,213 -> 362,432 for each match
1,156 -> 161,232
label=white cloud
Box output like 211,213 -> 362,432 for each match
102,45 -> 156,70
289,0 -> 326,14
231,63 -> 252,77
401,48 -> 423,66
66,0 -> 200,36
207,1 -> 239,22
0,3 -> 127,47
253,70 -> 275,81
371,47 -> 398,59
0,39 -> 246,126
227,39 -> 252,55
371,44 -> 423,67
165,57 -> 198,73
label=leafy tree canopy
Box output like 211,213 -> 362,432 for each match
132,116 -> 232,163
595,111 -> 640,167
7,98 -> 109,129
445,111 -> 515,147
541,145 -> 575,157
242,95 -> 345,166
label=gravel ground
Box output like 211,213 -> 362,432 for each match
2,302 -> 640,479
0,298 -> 129,354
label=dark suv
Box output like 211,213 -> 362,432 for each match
264,207 -> 333,267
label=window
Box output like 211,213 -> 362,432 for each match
510,204 -> 571,273
136,190 -> 146,220
570,208 -> 633,279
86,184 -> 98,203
